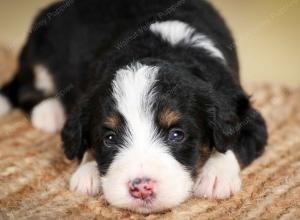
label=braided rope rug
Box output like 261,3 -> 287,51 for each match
0,48 -> 299,220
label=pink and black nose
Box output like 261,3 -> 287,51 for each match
128,177 -> 155,200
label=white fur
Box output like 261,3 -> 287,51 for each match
0,94 -> 12,116
102,63 -> 193,213
193,150 -> 241,199
150,20 -> 225,61
34,64 -> 56,95
70,152 -> 101,196
31,98 -> 66,133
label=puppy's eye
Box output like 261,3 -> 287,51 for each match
103,131 -> 118,146
168,128 -> 185,143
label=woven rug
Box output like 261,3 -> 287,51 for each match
0,48 -> 299,220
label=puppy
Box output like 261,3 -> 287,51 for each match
0,0 -> 267,213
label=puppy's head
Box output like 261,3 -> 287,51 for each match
62,60 -> 249,213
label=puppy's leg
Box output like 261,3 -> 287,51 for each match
70,151 -> 102,196
0,62 -> 61,130
194,109 -> 267,199
193,150 -> 241,199
31,98 -> 66,133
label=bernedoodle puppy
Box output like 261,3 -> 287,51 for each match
0,0 -> 267,213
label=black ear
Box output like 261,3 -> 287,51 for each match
209,89 -> 250,153
61,104 -> 90,160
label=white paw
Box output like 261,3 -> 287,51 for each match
31,98 -> 66,133
0,94 -> 12,116
70,161 -> 102,196
193,150 -> 241,199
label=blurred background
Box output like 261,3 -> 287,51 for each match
0,0 -> 299,85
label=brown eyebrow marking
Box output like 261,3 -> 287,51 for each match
104,115 -> 121,129
159,107 -> 181,127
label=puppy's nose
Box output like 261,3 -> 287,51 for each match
128,177 -> 154,200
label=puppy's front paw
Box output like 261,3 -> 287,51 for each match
31,98 -> 66,133
70,161 -> 101,196
193,150 -> 241,199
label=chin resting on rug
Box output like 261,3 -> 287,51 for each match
0,0 -> 267,214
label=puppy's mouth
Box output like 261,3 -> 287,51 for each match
129,197 -> 163,214
126,189 -> 163,213
130,192 -> 156,202
128,191 -> 157,212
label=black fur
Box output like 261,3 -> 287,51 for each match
1,0 -> 267,174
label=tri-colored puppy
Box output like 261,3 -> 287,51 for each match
0,0 -> 267,213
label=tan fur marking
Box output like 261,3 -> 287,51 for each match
81,150 -> 95,164
159,108 -> 181,127
194,145 -> 212,179
104,115 -> 120,129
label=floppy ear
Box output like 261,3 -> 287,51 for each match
209,89 -> 250,153
61,104 -> 90,160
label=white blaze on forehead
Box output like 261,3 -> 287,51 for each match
112,63 -> 159,145
150,20 -> 225,61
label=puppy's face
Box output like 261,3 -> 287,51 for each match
63,61 -> 245,213
97,64 -> 207,213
